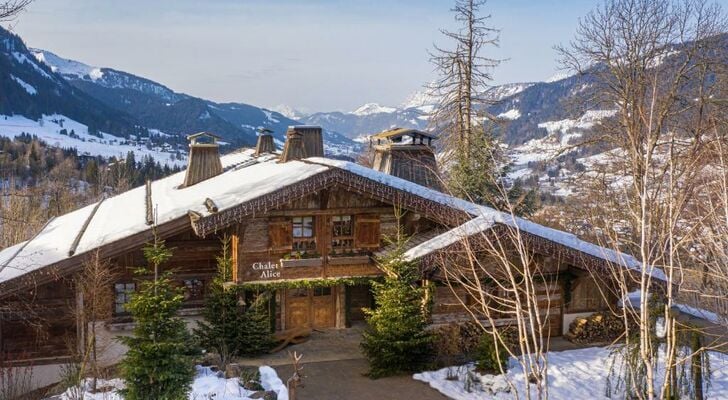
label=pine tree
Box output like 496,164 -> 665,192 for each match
360,239 -> 434,378
194,237 -> 244,367
238,292 -> 275,357
119,235 -> 195,400
449,124 -> 539,216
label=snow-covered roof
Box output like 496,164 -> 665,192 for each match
0,149 -> 664,291
404,212 -> 667,281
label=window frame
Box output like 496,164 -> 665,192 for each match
331,215 -> 354,252
114,282 -> 136,315
291,216 -> 317,253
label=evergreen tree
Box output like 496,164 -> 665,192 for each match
193,237 -> 244,367
119,235 -> 195,400
360,239 -> 434,378
238,292 -> 275,357
84,159 -> 99,185
449,124 -> 539,217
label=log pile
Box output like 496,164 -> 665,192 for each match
565,312 -> 636,344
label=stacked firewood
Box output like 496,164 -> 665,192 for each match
565,312 -> 637,344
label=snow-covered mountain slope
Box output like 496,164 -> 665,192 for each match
0,114 -> 186,166
1,28 -> 140,138
298,82 -> 535,140
27,47 -> 359,155
504,108 -> 619,198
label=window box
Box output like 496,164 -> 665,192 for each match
328,255 -> 371,265
280,257 -> 324,268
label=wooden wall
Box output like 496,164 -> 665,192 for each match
234,186 -> 437,283
0,279 -> 77,362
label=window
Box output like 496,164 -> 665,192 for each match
313,287 -> 332,296
332,215 -> 354,251
292,216 -> 314,238
182,279 -> 204,301
114,283 -> 135,314
289,288 -> 309,298
292,216 -> 316,252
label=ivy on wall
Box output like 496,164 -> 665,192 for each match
233,276 -> 381,292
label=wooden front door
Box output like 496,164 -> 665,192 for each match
285,287 -> 337,330
286,288 -> 311,329
347,284 -> 372,322
312,287 -> 336,328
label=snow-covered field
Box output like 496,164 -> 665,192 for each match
0,114 -> 186,167
414,346 -> 728,400
52,365 -> 287,400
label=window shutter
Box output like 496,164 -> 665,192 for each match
354,215 -> 380,248
269,218 -> 293,251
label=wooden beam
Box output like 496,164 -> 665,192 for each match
265,207 -> 393,217
204,198 -> 218,213
145,180 -> 154,225
69,197 -> 106,256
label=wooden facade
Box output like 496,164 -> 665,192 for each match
0,152 -> 616,366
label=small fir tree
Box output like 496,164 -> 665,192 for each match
119,235 -> 195,400
360,239 -> 434,378
194,236 -> 243,367
239,292 -> 275,357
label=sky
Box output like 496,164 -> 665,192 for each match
9,0 -> 608,112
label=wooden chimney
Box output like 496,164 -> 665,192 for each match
370,128 -> 442,190
279,130 -> 306,162
255,128 -> 276,156
295,125 -> 324,158
182,132 -> 223,187
279,125 -> 324,162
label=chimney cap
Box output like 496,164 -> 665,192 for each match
187,132 -> 221,145
257,127 -> 274,135
371,128 -> 438,141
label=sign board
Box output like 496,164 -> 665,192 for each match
252,261 -> 280,279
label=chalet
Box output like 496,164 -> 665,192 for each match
0,126 -> 658,389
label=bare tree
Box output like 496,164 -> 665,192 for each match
0,0 -> 31,22
432,190 -> 555,399
74,251 -> 116,391
429,0 -> 501,158
557,0 -> 727,398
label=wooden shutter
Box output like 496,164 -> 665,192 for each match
354,215 -> 381,248
268,218 -> 293,252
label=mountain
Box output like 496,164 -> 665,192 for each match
1,26 -> 358,162
0,28 -> 140,138
30,48 -> 358,154
297,82 -> 535,141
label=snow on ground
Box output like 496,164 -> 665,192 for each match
12,51 -> 54,80
51,365 -> 288,400
538,109 -> 617,136
0,114 -> 186,167
31,48 -> 104,80
497,109 -> 521,120
504,109 -> 619,196
10,74 -> 37,95
414,346 -> 728,400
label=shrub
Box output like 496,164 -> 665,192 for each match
0,354 -> 34,400
475,333 -> 508,374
